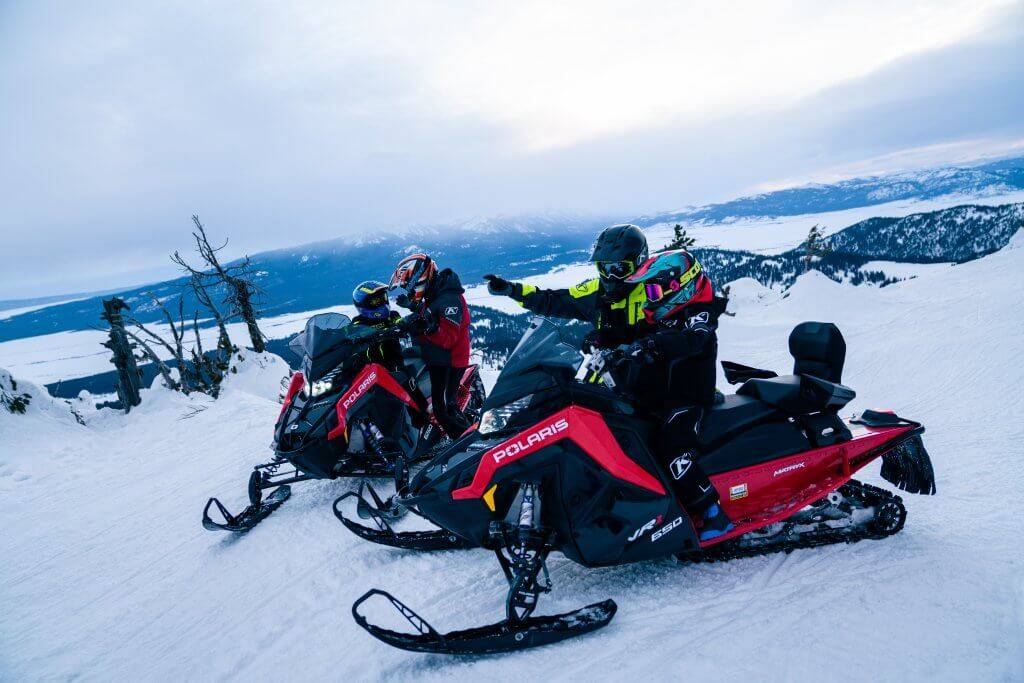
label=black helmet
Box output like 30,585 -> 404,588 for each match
590,224 -> 648,282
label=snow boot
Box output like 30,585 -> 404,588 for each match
698,504 -> 734,542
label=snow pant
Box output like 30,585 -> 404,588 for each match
657,405 -> 719,515
427,365 -> 470,439
403,368 -> 431,429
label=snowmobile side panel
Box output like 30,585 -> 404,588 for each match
352,589 -> 616,655
327,363 -> 419,442
451,405 -> 666,500
705,423 -> 918,547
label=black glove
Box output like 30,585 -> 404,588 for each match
621,338 -> 659,365
483,274 -> 512,296
395,293 -> 414,310
580,329 -> 602,353
401,311 -> 433,335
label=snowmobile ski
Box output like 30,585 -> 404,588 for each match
354,481 -> 407,522
352,589 -> 616,655
202,485 -> 291,533
333,490 -> 474,551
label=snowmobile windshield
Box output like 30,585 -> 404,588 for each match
289,313 -> 385,380
289,313 -> 354,360
485,317 -> 583,409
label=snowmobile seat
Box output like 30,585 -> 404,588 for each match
736,373 -> 855,414
699,394 -> 779,448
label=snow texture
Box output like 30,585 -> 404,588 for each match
2,235 -> 1023,680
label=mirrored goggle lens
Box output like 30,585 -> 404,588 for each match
597,261 -> 635,279
645,283 -> 666,302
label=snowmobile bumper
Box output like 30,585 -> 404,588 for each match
352,589 -> 616,655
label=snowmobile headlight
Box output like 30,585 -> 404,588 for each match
310,378 -> 334,398
478,395 -> 533,435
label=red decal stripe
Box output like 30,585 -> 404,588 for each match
278,372 -> 305,421
327,364 -> 418,442
451,405 -> 665,500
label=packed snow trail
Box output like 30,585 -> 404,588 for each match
2,238 -> 1023,680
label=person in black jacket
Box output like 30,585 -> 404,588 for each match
485,226 -> 732,541
389,254 -> 472,439
485,224 -> 652,348
620,248 -> 732,541
351,280 -> 429,423
351,280 -> 404,369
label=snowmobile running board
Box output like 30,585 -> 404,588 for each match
202,486 -> 291,533
352,589 -> 616,655
333,490 -> 474,551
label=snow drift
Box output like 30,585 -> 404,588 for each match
1,238 -> 1023,680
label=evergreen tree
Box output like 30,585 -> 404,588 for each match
802,224 -> 831,271
664,223 -> 696,250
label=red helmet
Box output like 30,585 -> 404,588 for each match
389,253 -> 437,302
627,248 -> 712,321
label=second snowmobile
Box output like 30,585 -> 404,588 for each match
344,317 -> 936,655
202,312 -> 485,533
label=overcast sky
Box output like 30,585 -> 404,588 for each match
2,1 -> 1023,299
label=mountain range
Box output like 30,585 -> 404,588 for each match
3,155 -> 1024,345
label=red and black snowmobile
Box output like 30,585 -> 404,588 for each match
344,317 -> 936,655
202,312 -> 485,533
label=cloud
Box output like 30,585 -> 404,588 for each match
0,1 -> 1022,298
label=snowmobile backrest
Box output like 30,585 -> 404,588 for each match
789,322 -> 846,383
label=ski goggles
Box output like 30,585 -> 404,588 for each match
643,261 -> 702,302
356,287 -> 389,309
645,280 -> 696,303
596,260 -> 636,280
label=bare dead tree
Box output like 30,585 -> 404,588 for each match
172,215 -> 266,352
189,312 -> 225,397
100,298 -> 142,412
189,273 -> 236,372
122,327 -> 180,392
125,293 -> 202,394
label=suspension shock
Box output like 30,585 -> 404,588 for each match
358,420 -> 387,455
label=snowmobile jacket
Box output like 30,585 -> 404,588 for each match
413,268 -> 471,368
352,311 -> 405,371
635,296 -> 727,408
508,278 -> 650,346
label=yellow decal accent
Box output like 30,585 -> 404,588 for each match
678,260 -> 702,286
517,283 -> 537,307
569,279 -> 600,298
483,484 -> 498,512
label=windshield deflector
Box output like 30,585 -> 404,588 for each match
485,317 -> 583,409
289,313 -> 384,380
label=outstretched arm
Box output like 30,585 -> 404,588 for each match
485,274 -> 598,323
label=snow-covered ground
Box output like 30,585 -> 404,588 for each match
2,231 -> 1022,680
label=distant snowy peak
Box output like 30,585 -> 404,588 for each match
825,203 -> 1024,263
632,156 -> 1024,227
698,201 -> 1024,292
343,212 -> 607,245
